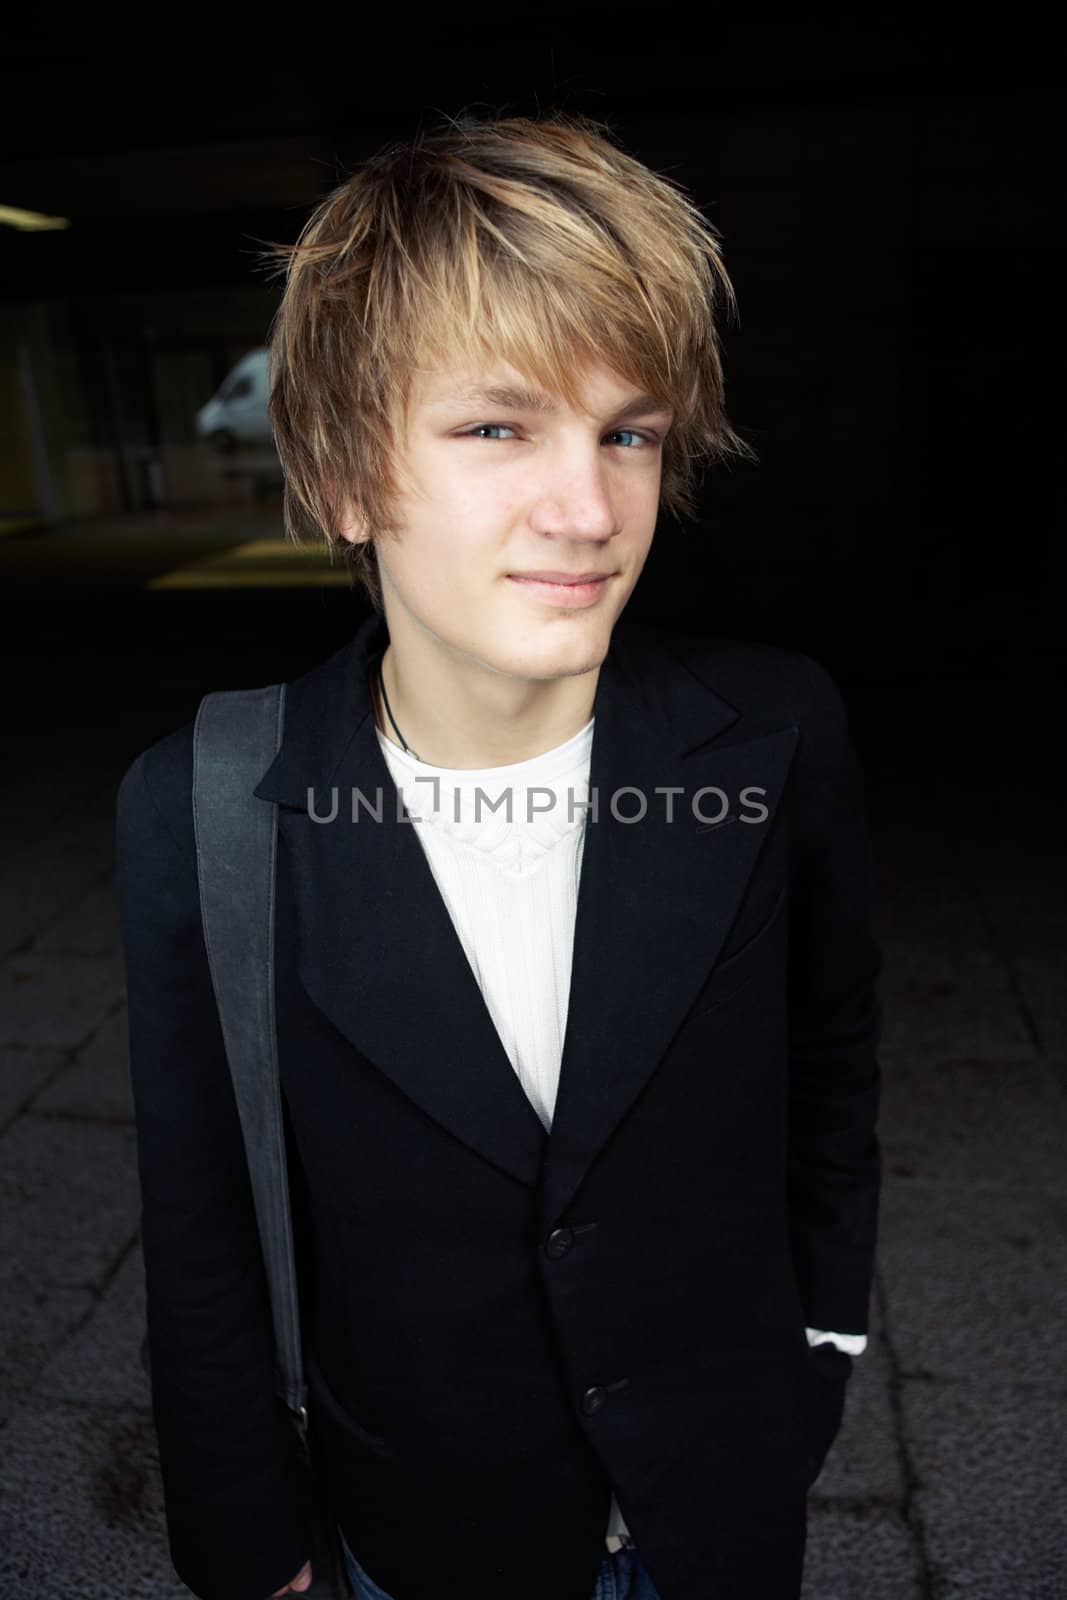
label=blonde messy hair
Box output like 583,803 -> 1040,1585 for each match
258,110 -> 754,612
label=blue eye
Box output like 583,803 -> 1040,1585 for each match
458,423 -> 656,447
464,424 -> 516,440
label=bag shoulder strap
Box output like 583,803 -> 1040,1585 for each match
191,682 -> 307,1431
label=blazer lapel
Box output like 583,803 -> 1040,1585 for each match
537,627 -> 799,1227
255,610 -> 550,1188
253,612 -> 800,1214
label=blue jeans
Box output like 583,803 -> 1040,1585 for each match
339,1527 -> 663,1599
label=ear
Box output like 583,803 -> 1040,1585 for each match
335,497 -> 372,546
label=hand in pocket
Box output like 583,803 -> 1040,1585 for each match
803,1345 -> 852,1486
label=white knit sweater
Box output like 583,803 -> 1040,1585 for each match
374,714 -> 864,1551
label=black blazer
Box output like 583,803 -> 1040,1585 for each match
114,608 -> 883,1600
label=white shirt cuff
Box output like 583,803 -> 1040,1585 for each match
805,1327 -> 867,1355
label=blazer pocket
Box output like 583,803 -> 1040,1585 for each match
305,1348 -> 395,1460
691,882 -> 789,1017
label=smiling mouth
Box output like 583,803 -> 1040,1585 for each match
508,573 -> 614,584
506,573 -> 614,607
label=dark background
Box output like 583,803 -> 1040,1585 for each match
1,29 -> 1061,762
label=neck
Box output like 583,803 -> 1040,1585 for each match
370,639 -> 600,770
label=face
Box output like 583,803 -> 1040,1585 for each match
340,353 -> 673,685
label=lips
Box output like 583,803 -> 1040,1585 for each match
506,572 -> 613,609
509,572 -> 611,584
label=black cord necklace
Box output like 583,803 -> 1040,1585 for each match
375,655 -> 421,761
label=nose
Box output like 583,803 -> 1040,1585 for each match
528,444 -> 624,542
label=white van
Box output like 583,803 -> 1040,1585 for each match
195,348 -> 272,451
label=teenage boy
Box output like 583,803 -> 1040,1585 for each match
115,113 -> 882,1600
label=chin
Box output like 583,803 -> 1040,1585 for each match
512,631 -> 610,683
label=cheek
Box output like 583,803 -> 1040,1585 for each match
382,506 -> 498,609
453,478 -> 520,528
618,466 -> 661,520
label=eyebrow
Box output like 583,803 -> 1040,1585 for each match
432,382 -> 674,422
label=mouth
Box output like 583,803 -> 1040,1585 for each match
506,573 -> 614,608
